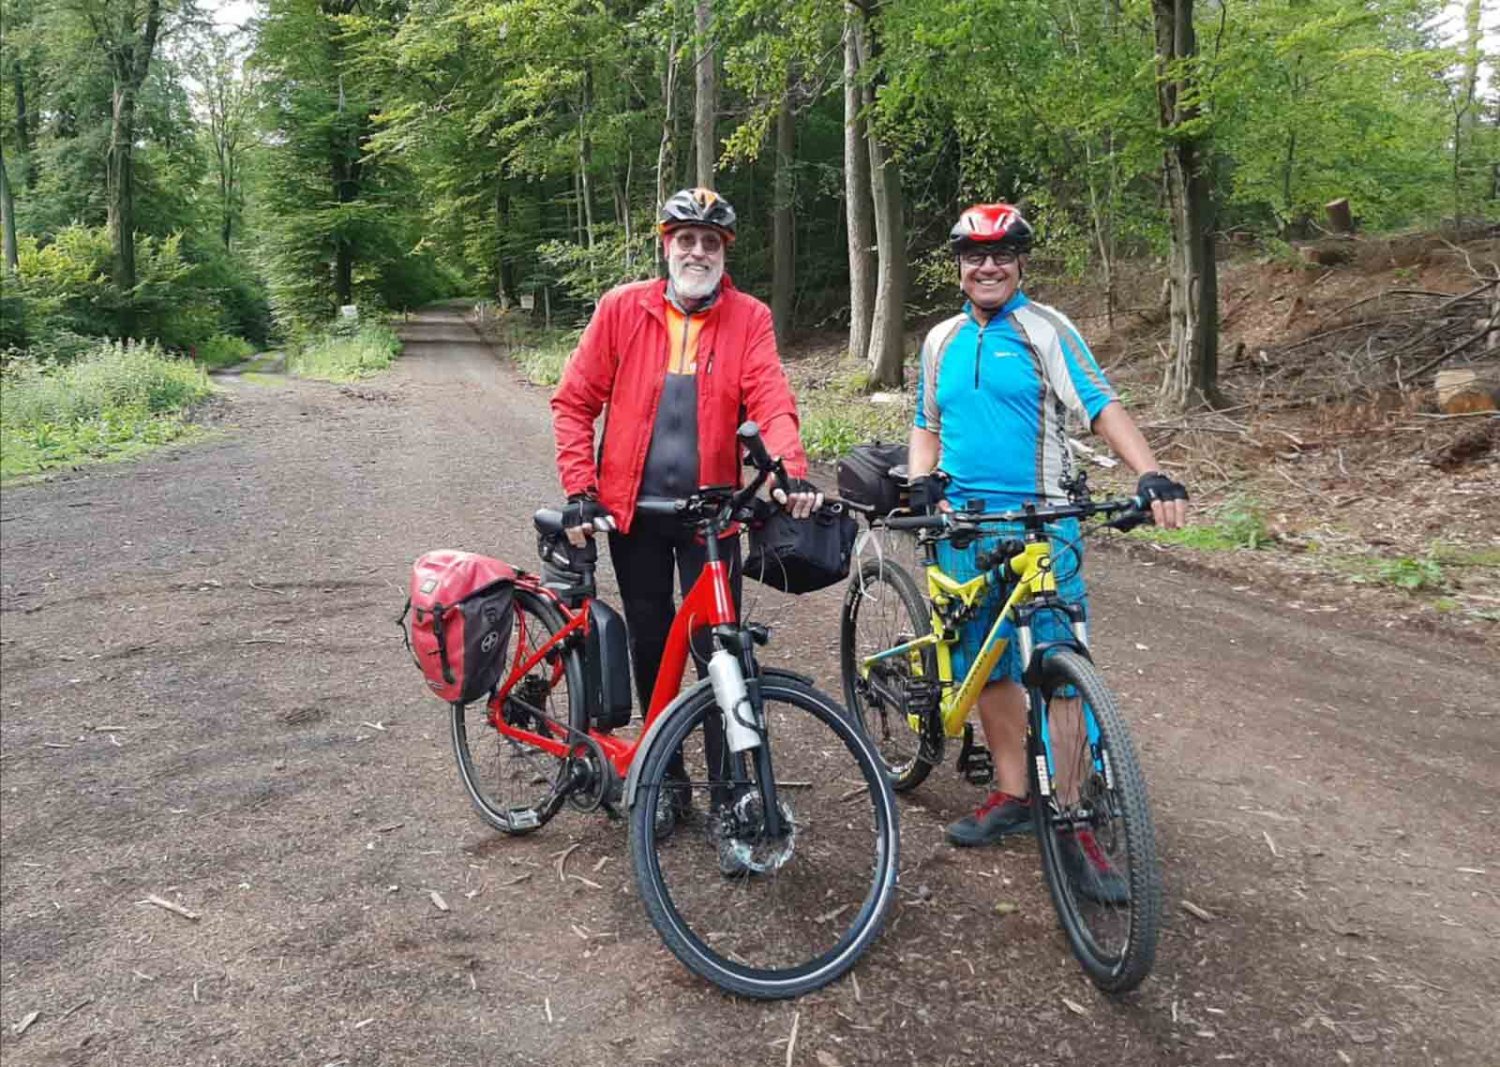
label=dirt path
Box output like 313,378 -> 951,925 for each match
2,308 -> 1496,1066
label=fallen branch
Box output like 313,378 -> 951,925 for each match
142,894 -> 200,922
1403,311 -> 1500,384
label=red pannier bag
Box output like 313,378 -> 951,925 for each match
401,551 -> 517,705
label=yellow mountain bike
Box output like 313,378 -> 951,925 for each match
839,482 -> 1161,992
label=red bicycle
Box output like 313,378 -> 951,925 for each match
449,423 -> 900,999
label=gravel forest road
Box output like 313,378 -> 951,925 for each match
2,307 -> 1496,1067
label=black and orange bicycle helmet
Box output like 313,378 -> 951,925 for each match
949,203 -> 1034,255
658,187 -> 737,240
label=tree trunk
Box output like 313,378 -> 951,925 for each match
657,25 -> 680,208
107,82 -> 139,291
693,0 -> 716,188
855,8 -> 905,389
12,59 -> 31,156
0,143 -> 17,274
771,78 -> 795,345
843,6 -> 875,366
1153,0 -> 1219,410
579,66 -> 596,248
1454,0 -> 1482,224
103,0 -> 163,294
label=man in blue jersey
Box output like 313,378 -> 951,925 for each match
908,203 -> 1187,892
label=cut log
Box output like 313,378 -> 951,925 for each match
1436,366 -> 1500,414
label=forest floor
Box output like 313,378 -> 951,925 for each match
1,306 -> 1496,1066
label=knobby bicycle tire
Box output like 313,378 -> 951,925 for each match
629,676 -> 900,999
840,557 -> 943,791
1030,647 -> 1161,992
450,587 -> 586,835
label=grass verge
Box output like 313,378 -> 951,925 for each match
287,321 -> 401,382
1,339 -> 212,481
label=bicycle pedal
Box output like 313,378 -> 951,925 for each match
957,723 -> 995,786
600,800 -> 622,822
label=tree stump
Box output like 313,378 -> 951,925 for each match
1436,365 -> 1500,414
1324,198 -> 1354,234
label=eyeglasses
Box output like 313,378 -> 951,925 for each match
671,230 -> 724,254
959,249 -> 1020,268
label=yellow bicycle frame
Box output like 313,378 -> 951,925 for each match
857,539 -> 1057,739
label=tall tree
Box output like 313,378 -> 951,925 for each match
693,0 -> 716,187
853,0 -> 904,389
843,4 -> 874,367
187,28 -> 252,250
1153,0 -> 1219,409
0,142 -> 17,272
77,0 -> 175,290
770,70 -> 794,343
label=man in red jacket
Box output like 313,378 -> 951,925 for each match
551,188 -> 820,768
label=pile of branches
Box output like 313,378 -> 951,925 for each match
1259,268 -> 1498,402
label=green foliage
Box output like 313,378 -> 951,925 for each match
510,329 -> 579,387
537,227 -> 657,307
1129,495 -> 1272,551
1376,554 -> 1447,592
196,334 -> 255,369
286,320 -> 401,382
0,338 -> 212,479
1219,496 -> 1274,550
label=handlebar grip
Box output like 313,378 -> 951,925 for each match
634,498 -> 684,518
737,420 -> 775,472
883,514 -> 947,531
1107,496 -> 1153,533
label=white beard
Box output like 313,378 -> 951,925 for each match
669,257 -> 724,302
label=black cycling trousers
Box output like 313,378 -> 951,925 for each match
609,516 -> 743,804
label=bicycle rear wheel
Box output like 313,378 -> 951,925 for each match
840,557 -> 942,791
450,587 -> 585,834
630,675 -> 900,999
1030,647 -> 1161,993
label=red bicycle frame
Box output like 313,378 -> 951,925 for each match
484,558 -> 738,779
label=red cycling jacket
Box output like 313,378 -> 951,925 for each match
551,276 -> 809,534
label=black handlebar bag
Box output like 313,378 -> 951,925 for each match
744,503 -> 859,594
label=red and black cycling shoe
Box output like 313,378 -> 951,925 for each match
944,790 -> 1034,847
1058,827 -> 1130,904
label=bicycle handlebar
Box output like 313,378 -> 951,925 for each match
877,494 -> 1152,535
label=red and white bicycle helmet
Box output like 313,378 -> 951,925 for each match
949,203 -> 1034,255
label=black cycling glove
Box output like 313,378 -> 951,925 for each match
907,473 -> 948,515
1135,471 -> 1189,505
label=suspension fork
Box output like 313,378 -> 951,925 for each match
712,624 -> 785,839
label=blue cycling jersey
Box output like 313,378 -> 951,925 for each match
914,292 -> 1116,509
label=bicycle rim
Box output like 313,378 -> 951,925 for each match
841,559 -> 939,791
450,588 -> 583,835
1031,648 -> 1161,992
630,677 -> 900,999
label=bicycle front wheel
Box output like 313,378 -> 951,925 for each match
630,676 -> 900,999
840,557 -> 942,791
450,587 -> 585,835
1030,647 -> 1161,992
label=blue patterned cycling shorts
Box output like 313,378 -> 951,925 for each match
934,517 -> 1087,686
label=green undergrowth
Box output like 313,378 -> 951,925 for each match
1129,494 -> 1273,551
1,339 -> 212,480
287,321 -> 401,382
195,333 -> 256,370
794,363 -> 911,462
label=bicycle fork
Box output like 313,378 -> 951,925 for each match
706,631 -> 786,839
